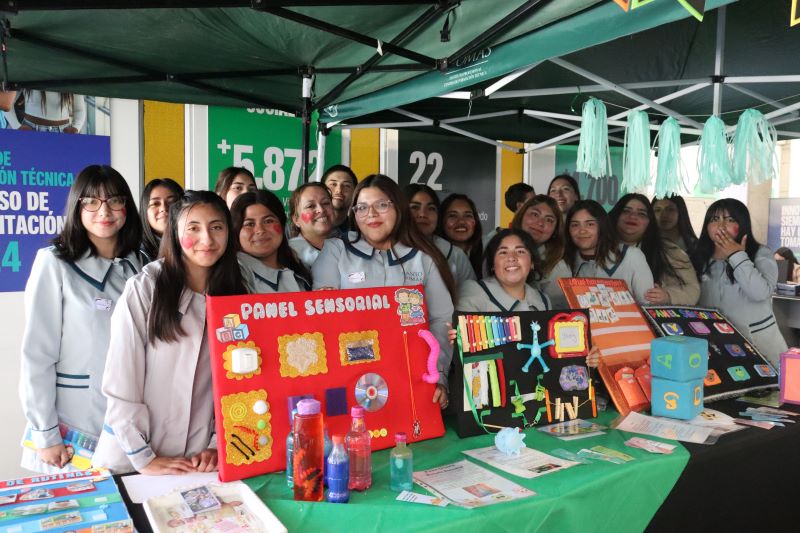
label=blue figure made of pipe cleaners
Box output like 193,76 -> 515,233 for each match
518,321 -> 554,373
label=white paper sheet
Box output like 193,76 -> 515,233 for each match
413,460 -> 536,509
612,411 -> 715,444
462,446 -> 578,479
122,472 -> 220,504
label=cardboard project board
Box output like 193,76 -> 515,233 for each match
206,286 -> 444,482
559,278 -> 656,416
451,309 -> 597,438
0,469 -> 133,533
643,306 -> 779,401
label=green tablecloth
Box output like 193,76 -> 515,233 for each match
244,412 -> 688,533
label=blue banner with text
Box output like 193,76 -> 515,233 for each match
0,130 -> 110,292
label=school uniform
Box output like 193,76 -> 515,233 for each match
289,236 -> 323,270
312,233 -> 454,388
572,244 -> 654,304
433,235 -> 476,287
536,244 -> 571,310
19,247 -> 141,473
92,260 -> 216,473
660,240 -> 700,306
457,276 -> 550,313
698,246 -> 788,369
237,252 -> 308,294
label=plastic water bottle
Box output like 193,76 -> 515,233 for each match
345,406 -> 372,491
389,432 -> 413,492
326,435 -> 350,503
323,427 -> 333,486
286,408 -> 297,489
293,399 -> 324,502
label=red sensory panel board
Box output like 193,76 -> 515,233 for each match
206,286 -> 444,482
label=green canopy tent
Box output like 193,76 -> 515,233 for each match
326,0 -> 800,159
0,0 -> 740,178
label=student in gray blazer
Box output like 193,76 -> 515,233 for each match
19,165 -> 143,473
93,191 -> 247,475
313,175 -> 457,409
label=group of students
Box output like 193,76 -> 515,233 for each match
19,163 -> 788,478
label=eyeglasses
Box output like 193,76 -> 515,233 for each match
352,200 -> 393,218
80,196 -> 126,212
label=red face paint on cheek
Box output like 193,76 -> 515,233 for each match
180,236 -> 195,250
119,207 -> 127,217
269,223 -> 282,234
300,212 -> 313,223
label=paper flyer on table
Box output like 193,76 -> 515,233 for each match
413,460 -> 536,508
462,446 -> 578,479
612,411 -> 715,443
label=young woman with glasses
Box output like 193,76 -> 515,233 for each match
19,165 -> 143,473
312,174 -> 457,408
609,194 -> 699,305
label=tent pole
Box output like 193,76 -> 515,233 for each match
712,6 -> 726,116
522,112 -> 625,144
724,75 -> 800,83
316,127 -> 327,182
441,110 -> 518,124
313,2 -> 454,111
726,84 -> 799,118
549,57 -> 704,130
335,121 -> 432,129
390,107 -> 522,153
489,79 -> 709,99
301,74 -> 313,183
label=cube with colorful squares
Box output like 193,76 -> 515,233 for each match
650,336 -> 708,382
223,313 -> 241,329
650,376 -> 703,420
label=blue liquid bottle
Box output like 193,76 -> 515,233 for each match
389,432 -> 413,492
326,435 -> 350,503
286,408 -> 297,489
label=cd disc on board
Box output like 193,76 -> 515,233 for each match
354,373 -> 389,412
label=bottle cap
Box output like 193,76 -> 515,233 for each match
350,406 -> 365,418
395,432 -> 407,443
332,435 -> 343,444
297,399 -> 321,416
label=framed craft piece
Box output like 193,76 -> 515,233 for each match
143,481 -> 286,533
207,286 -> 444,482
559,278 -> 655,415
452,309 -> 595,439
643,306 -> 779,401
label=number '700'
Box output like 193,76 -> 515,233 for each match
232,145 -> 318,191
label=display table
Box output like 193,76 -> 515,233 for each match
647,397 -> 800,532
773,294 -> 800,346
120,410 -> 688,533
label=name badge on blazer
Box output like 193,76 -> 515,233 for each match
348,272 -> 366,283
94,298 -> 113,311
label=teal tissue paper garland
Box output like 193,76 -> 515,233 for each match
653,117 -> 686,198
697,115 -> 732,194
576,97 -> 611,179
732,108 -> 777,185
621,110 -> 651,193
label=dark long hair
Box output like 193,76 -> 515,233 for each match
139,178 -> 184,261
548,174 -> 581,198
652,194 -> 698,251
511,195 -> 564,276
349,174 -> 456,299
148,191 -> 246,344
484,228 -> 541,284
438,193 -> 484,278
690,198 -> 761,283
609,193 -> 681,286
564,199 -> 617,273
404,183 -> 441,236
230,190 -> 312,284
776,247 -> 799,268
214,166 -> 255,198
53,164 -> 142,261
287,182 -> 333,238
